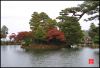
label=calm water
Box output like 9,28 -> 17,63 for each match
1,45 -> 99,67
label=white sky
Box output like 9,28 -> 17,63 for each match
1,1 -> 99,36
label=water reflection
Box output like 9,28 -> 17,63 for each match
1,45 -> 99,67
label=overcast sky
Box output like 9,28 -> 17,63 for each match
1,1 -> 99,36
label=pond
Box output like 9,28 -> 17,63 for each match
1,45 -> 99,67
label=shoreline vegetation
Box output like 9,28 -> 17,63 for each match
21,44 -> 66,50
1,42 -> 99,49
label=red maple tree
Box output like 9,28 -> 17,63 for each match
46,28 -> 65,43
16,31 -> 33,41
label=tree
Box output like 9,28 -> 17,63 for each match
46,27 -> 65,45
1,25 -> 8,42
59,1 -> 99,21
93,35 -> 99,44
29,12 -> 50,31
29,12 -> 57,43
56,1 -> 99,47
1,25 -> 8,38
33,26 -> 46,43
16,31 -> 33,45
57,16 -> 83,47
29,12 -> 49,41
81,1 -> 99,21
88,23 -> 96,38
88,23 -> 99,44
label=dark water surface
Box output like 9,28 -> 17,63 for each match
1,45 -> 99,67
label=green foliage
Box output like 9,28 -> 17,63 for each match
29,12 -> 49,42
29,12 -> 50,30
28,6 -> 100,46
29,12 -> 57,43
23,38 -> 32,46
82,1 -> 99,21
90,23 -> 96,30
1,25 -> 8,38
88,23 -> 96,38
45,19 -> 57,29
82,30 -> 89,37
59,1 -> 99,21
56,1 -> 99,47
88,23 -> 99,44
57,16 -> 83,46
34,26 -> 46,40
93,35 -> 99,44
